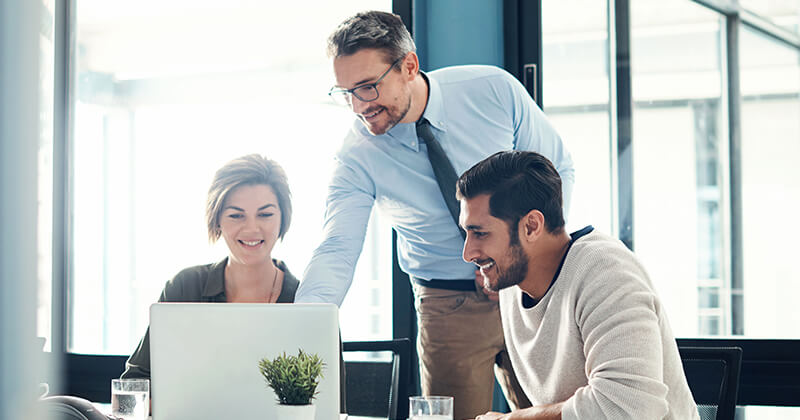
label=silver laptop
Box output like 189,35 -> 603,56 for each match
150,303 -> 340,420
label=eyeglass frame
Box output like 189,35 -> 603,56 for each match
328,56 -> 404,105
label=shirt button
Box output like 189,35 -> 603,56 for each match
411,141 -> 416,147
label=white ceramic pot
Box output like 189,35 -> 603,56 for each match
275,403 -> 315,420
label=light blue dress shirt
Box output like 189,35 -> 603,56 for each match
297,65 -> 574,305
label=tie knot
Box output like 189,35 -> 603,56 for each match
416,118 -> 434,143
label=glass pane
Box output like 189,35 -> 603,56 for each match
739,0 -> 800,35
542,0 -> 612,234
38,0 -> 55,352
630,0 -> 727,337
739,25 -> 800,338
71,1 -> 391,355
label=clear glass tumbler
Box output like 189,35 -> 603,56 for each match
111,378 -> 149,420
409,395 -> 454,420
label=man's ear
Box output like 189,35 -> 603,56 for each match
520,210 -> 546,243
402,52 -> 420,80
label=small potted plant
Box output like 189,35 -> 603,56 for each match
258,349 -> 325,420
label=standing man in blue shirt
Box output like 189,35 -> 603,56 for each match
295,11 -> 574,419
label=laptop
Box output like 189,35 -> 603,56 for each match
149,303 -> 340,420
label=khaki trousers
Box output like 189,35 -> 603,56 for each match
413,283 -> 531,420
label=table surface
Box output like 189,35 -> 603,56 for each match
96,404 -> 383,420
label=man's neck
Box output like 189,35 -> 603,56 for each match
404,72 -> 430,123
519,230 -> 572,300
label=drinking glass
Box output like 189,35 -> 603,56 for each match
111,378 -> 149,420
409,395 -> 454,420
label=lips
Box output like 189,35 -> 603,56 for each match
361,107 -> 384,120
239,239 -> 264,247
477,260 -> 495,276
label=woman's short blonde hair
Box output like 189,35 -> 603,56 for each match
205,154 -> 292,242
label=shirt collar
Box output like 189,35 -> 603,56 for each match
419,71 -> 447,132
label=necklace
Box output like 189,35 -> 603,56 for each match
265,267 -> 281,303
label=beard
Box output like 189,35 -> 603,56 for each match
488,241 -> 529,292
359,90 -> 412,135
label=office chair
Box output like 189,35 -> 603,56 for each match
678,346 -> 743,420
342,339 -> 411,420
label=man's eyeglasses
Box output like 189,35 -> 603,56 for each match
328,57 -> 403,106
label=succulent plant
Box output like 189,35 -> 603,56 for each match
258,349 -> 325,405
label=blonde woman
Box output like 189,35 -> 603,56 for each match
122,154 -> 297,379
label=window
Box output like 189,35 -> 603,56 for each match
739,25 -> 800,339
739,0 -> 800,34
544,0 -> 800,342
71,1 -> 392,355
539,2 -> 800,413
542,0 -> 613,235
630,0 -> 728,337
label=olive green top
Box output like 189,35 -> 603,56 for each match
121,258 -> 299,379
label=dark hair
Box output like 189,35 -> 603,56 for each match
456,151 -> 565,234
327,10 -> 416,66
206,154 -> 292,242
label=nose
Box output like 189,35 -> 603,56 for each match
462,234 -> 478,264
243,215 -> 259,231
350,95 -> 370,114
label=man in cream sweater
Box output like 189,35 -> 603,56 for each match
456,151 -> 699,420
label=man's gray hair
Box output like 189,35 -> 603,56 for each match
327,11 -> 416,65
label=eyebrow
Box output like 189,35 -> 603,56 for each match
224,204 -> 277,212
335,74 -> 379,90
464,224 -> 484,231
351,74 -> 379,87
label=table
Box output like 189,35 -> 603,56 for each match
96,403 -> 384,420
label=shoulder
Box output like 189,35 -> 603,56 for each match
430,65 -> 525,108
161,260 -> 225,301
566,231 -> 638,273
429,65 -> 516,86
562,231 -> 657,310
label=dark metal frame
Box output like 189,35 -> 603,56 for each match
679,339 -> 800,407
503,0 -> 543,107
343,339 -> 412,420
678,345 -> 743,419
613,0 -> 634,250
50,0 -> 76,398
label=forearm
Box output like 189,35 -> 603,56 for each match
297,242 -> 360,305
475,402 -> 563,420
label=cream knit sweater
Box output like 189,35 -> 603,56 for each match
499,229 -> 699,419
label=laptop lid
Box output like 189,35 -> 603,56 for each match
150,303 -> 340,420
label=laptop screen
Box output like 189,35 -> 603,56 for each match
150,303 -> 340,420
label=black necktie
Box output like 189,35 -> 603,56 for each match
416,118 -> 466,239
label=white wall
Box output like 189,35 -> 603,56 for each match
0,0 -> 48,418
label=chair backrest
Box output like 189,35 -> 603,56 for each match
343,339 -> 411,420
678,346 -> 743,420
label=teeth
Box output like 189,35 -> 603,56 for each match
241,240 -> 261,246
480,261 -> 495,271
365,108 -> 381,118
